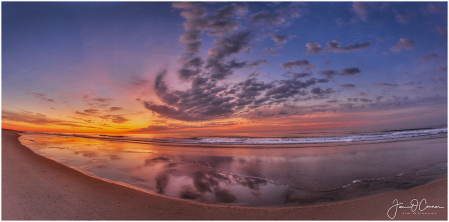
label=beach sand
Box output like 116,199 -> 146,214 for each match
2,129 -> 447,220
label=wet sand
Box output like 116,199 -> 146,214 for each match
2,129 -> 447,220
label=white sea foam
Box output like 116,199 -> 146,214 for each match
172,128 -> 447,145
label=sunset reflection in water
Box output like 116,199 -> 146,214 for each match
19,132 -> 447,206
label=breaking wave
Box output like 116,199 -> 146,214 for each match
176,128 -> 447,145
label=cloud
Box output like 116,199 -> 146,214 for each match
436,67 -> 447,72
305,40 -> 371,54
318,69 -> 338,78
292,73 -> 312,78
144,70 -> 236,121
249,4 -> 303,27
82,95 -> 113,108
173,3 -> 250,80
342,83 -> 356,87
340,67 -> 361,76
173,2 -> 207,51
419,53 -> 440,61
264,47 -> 279,56
271,35 -> 288,44
435,76 -> 445,81
360,98 -> 372,103
335,18 -> 345,27
32,93 -> 55,102
206,4 -> 248,36
310,87 -> 334,95
110,107 -> 123,111
339,103 -> 354,109
378,83 -> 398,87
426,4 -> 445,14
280,60 -> 316,71
395,13 -> 414,24
265,78 -> 317,100
206,30 -> 253,80
436,25 -> 447,36
144,69 -> 326,121
2,110 -> 96,128
390,38 -> 415,52
352,2 -> 369,22
100,115 -> 129,124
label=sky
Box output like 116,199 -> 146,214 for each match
2,2 -> 447,134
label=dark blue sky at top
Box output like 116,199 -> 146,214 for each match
2,2 -> 447,131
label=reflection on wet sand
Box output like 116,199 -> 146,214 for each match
19,133 -> 447,206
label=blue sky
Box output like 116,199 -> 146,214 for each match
2,2 -> 447,133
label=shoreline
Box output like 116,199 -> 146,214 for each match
2,129 -> 447,220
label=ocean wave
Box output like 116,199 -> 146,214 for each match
178,128 -> 447,145
24,127 -> 447,146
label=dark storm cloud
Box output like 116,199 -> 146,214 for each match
340,67 -> 361,76
280,60 -> 316,71
419,53 -> 440,61
390,38 -> 415,52
318,70 -> 338,78
32,93 -> 55,102
306,40 -> 371,54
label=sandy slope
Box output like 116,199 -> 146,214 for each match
2,129 -> 447,220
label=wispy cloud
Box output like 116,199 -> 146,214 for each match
390,38 -> 415,52
305,40 -> 371,54
352,2 -> 369,22
3,110 -> 97,128
32,93 -> 55,102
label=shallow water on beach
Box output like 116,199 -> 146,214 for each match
19,127 -> 447,206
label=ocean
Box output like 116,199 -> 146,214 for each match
18,127 -> 447,206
